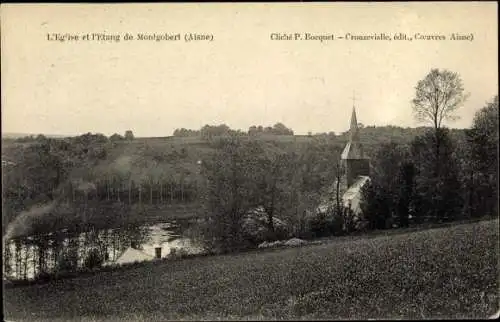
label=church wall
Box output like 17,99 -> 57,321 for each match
346,159 -> 370,187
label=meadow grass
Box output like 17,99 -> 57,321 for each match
4,219 -> 498,321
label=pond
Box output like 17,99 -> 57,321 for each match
2,220 -> 205,281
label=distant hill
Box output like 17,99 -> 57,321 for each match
2,125 -> 467,183
1,132 -> 69,139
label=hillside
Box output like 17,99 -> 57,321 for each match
2,125 -> 459,173
1,132 -> 69,139
1,126 -> 468,231
4,219 -> 498,320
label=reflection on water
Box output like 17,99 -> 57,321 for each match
3,221 -> 205,281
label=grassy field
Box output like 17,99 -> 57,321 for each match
4,219 -> 499,321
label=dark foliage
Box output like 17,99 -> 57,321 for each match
83,248 -> 104,270
464,96 -> 499,218
411,128 -> 464,222
397,161 -> 416,228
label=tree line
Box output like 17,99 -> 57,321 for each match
173,122 -> 294,138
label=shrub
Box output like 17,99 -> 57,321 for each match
35,271 -> 53,282
57,253 -> 78,272
168,248 -> 190,259
329,214 -> 345,236
307,212 -> 332,238
83,248 -> 104,270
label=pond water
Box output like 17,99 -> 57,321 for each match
2,221 -> 205,281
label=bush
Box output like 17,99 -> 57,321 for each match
329,214 -> 345,236
35,271 -> 53,282
302,208 -> 348,239
184,221 -> 209,248
241,211 -> 290,246
168,248 -> 190,259
307,212 -> 332,238
57,253 -> 78,272
83,248 -> 104,270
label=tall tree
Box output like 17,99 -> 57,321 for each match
285,152 -> 322,238
412,69 -> 469,177
199,136 -> 261,252
470,96 -> 499,174
361,142 -> 409,229
411,129 -> 463,222
465,95 -> 499,217
255,150 -> 289,239
412,69 -> 469,131
284,143 -> 338,237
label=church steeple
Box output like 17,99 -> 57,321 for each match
350,106 -> 358,129
349,106 -> 359,143
339,96 -> 370,188
342,105 -> 364,160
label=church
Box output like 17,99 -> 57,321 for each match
318,104 -> 371,219
340,106 -> 371,214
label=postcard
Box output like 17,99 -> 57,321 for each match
2,3 -> 498,321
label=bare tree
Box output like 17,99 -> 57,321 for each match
412,69 -> 469,177
412,69 -> 469,130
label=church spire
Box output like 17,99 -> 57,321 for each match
348,106 -> 360,144
349,107 -> 358,138
341,95 -> 363,160
349,91 -> 359,142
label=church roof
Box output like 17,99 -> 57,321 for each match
315,175 -> 370,215
341,141 -> 365,159
342,176 -> 370,215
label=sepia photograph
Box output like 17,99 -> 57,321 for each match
1,2 -> 498,320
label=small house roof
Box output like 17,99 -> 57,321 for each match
115,247 -> 154,265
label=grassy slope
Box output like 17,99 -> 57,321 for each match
4,219 -> 498,321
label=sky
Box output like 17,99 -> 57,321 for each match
1,3 -> 498,137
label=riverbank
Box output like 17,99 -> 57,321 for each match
4,218 -> 498,320
3,217 -> 201,283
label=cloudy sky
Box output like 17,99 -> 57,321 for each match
1,3 -> 497,137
